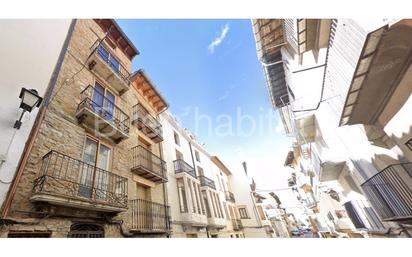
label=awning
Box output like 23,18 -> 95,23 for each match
130,69 -> 169,113
340,20 -> 412,126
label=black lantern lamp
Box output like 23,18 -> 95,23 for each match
14,88 -> 43,129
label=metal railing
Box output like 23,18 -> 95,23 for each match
93,42 -> 130,85
32,151 -> 128,209
173,159 -> 196,178
131,146 -> 167,181
78,85 -> 130,135
199,175 -> 216,189
361,163 -> 412,221
130,199 -> 170,232
225,191 -> 235,202
132,103 -> 163,139
232,219 -> 243,230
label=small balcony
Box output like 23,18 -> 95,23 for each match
31,151 -> 128,212
131,146 -> 167,184
130,199 -> 170,233
361,163 -> 412,222
225,191 -> 235,202
76,85 -> 130,143
199,175 -> 216,190
88,43 -> 130,95
174,159 -> 196,179
132,103 -> 163,143
232,219 -> 243,230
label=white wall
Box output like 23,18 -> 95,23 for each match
0,20 -> 71,207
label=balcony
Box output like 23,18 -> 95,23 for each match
339,20 -> 412,127
88,43 -> 130,95
31,151 -> 128,212
76,85 -> 130,143
361,163 -> 412,222
343,200 -> 385,232
131,146 -> 167,184
130,199 -> 170,233
199,175 -> 216,190
132,103 -> 163,143
225,191 -> 235,202
174,159 -> 196,179
232,219 -> 243,230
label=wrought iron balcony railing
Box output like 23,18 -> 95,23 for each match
225,191 -> 235,202
131,146 -> 167,183
93,42 -> 131,85
77,85 -> 130,140
361,163 -> 412,222
174,159 -> 196,178
132,103 -> 163,143
232,219 -> 243,230
32,151 -> 128,210
199,175 -> 216,190
130,199 -> 171,233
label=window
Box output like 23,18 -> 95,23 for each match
67,224 -> 104,238
186,233 -> 198,238
224,202 -> 230,220
197,166 -> 204,176
97,44 -> 121,74
406,138 -> 412,151
238,206 -> 250,219
177,179 -> 188,213
80,137 -> 112,200
195,150 -> 200,162
91,82 -> 116,121
202,191 -> 211,217
174,131 -> 180,146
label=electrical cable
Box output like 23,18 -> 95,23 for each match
47,27 -> 113,106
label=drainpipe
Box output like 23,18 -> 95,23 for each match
157,107 -> 170,237
1,19 -> 77,218
188,141 -> 197,175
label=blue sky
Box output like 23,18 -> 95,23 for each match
117,19 -> 294,193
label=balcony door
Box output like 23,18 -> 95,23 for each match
139,138 -> 153,172
79,137 -> 111,200
92,82 -> 115,121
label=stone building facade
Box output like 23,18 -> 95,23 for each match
0,19 -> 170,238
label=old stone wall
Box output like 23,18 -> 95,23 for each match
2,19 -> 167,238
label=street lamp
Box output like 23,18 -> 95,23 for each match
14,88 -> 43,129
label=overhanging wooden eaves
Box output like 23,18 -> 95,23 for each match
94,19 -> 139,61
130,69 -> 169,113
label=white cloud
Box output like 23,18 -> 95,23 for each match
217,91 -> 229,101
208,23 -> 230,54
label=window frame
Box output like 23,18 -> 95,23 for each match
238,206 -> 250,219
174,131 -> 180,146
195,150 -> 201,162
